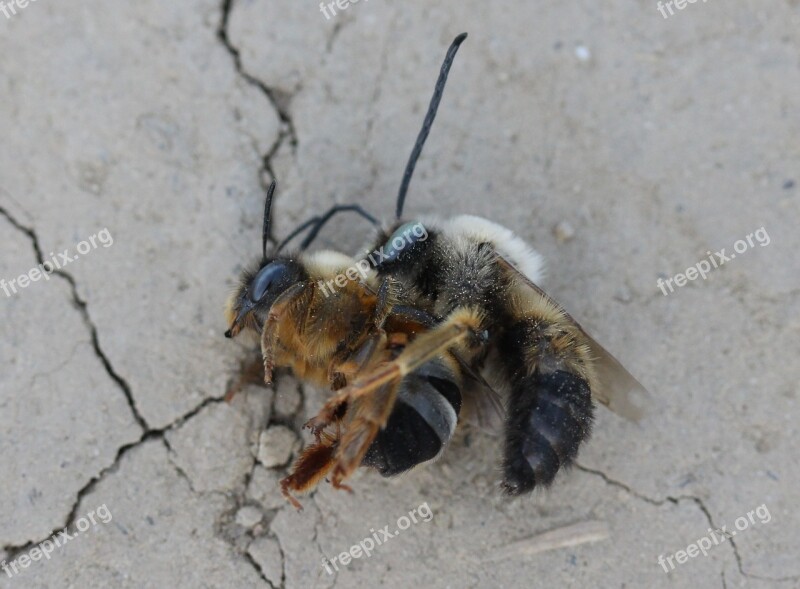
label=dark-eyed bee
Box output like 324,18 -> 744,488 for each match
225,33 -> 648,509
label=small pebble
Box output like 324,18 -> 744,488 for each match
614,287 -> 632,304
257,426 -> 299,468
574,45 -> 591,62
553,220 -> 576,242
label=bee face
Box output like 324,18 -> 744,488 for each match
225,258 -> 307,339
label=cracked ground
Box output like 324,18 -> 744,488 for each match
1,1 -> 798,588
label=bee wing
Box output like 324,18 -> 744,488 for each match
495,254 -> 650,422
576,330 -> 649,421
453,353 -> 505,435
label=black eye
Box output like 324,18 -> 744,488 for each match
380,222 -> 429,265
248,262 -> 292,303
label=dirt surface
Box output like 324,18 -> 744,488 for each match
1,1 -> 798,587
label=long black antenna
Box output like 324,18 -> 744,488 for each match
298,204 -> 379,251
276,205 -> 380,253
276,215 -> 322,254
262,180 -> 277,260
395,32 -> 468,219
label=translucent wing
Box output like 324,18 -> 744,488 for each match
495,254 -> 650,421
453,353 -> 505,435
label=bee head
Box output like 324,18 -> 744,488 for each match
224,181 -> 308,339
374,220 -> 434,276
224,257 -> 307,339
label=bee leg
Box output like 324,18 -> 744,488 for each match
329,479 -> 353,493
304,398 -> 349,439
280,431 -> 339,511
331,360 -> 463,485
224,354 -> 264,402
373,279 -> 439,334
259,283 -> 307,385
327,330 -> 387,392
382,305 -> 438,331
322,280 -> 393,390
372,277 -> 397,328
261,327 -> 276,386
307,308 -> 483,436
329,382 -> 401,488
261,305 -> 288,386
327,343 -> 353,391
322,308 -> 486,485
279,477 -> 306,511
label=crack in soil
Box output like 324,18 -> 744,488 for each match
243,548 -> 278,589
0,205 -> 149,433
575,463 -> 800,584
218,0 -> 297,193
212,377 -> 308,589
1,205 -> 240,560
203,3 -> 312,584
0,395 -> 226,560
4,3 -> 306,586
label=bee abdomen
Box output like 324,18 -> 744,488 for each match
361,361 -> 461,477
502,369 -> 594,495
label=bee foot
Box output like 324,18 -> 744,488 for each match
280,476 -> 304,511
332,481 -> 353,494
303,417 -> 329,439
331,465 -> 356,493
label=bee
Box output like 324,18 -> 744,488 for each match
225,32 -> 648,509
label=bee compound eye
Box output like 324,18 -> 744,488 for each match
248,262 -> 291,303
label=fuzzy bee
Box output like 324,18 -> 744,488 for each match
224,33 -> 647,509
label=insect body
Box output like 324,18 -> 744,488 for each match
363,215 -> 647,494
225,186 -> 468,508
225,33 -> 647,508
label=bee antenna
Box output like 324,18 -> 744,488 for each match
276,215 -> 321,253
298,204 -> 379,251
276,205 -> 380,253
395,32 -> 468,220
262,180 -> 277,260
